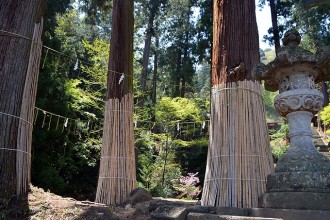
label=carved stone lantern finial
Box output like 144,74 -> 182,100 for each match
253,29 -> 330,210
282,29 -> 301,46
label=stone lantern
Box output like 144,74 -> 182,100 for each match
253,29 -> 330,210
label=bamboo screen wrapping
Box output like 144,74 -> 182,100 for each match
202,80 -> 274,208
16,20 -> 43,196
96,93 -> 136,205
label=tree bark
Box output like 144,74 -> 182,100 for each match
321,82 -> 329,107
181,31 -> 189,98
152,36 -> 159,105
96,0 -> 136,205
174,47 -> 182,97
139,2 -> 162,107
269,0 -> 280,54
0,0 -> 47,202
203,0 -> 273,208
106,0 -> 134,99
211,0 -> 259,85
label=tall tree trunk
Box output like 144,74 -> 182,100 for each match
174,47 -> 182,97
152,36 -> 159,106
202,0 -> 274,208
139,3 -> 159,107
0,0 -> 46,203
321,82 -> 329,107
105,0 -> 134,100
151,36 -> 159,125
211,0 -> 259,84
96,0 -> 136,205
181,32 -> 189,98
269,0 -> 280,54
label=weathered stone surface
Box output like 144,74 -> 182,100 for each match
150,205 -> 188,220
187,205 -> 216,214
274,89 -> 323,117
266,171 -> 330,192
250,208 -> 330,220
253,29 -> 330,211
216,207 -> 249,216
273,111 -> 330,173
259,192 -> 330,211
134,201 -> 151,214
186,207 -> 330,220
124,187 -> 152,206
187,213 -> 282,220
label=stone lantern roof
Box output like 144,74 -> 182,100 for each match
253,29 -> 330,92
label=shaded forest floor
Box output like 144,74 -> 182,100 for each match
0,185 -> 197,220
0,185 -> 145,220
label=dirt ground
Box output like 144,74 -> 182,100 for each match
0,185 -> 197,220
0,185 -> 148,220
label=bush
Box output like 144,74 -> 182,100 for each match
172,172 -> 201,199
270,120 -> 289,162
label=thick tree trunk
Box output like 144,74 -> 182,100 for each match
96,0 -> 136,205
0,0 -> 46,203
202,0 -> 274,208
269,0 -> 280,54
211,0 -> 259,84
106,0 -> 134,99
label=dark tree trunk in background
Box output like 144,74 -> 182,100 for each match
152,36 -> 159,105
211,0 -> 259,85
0,0 -> 47,203
181,32 -> 189,98
269,0 -> 280,54
139,2 -> 160,107
321,82 -> 329,107
174,47 -> 182,97
151,36 -> 159,124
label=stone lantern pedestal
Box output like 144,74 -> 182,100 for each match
253,30 -> 330,210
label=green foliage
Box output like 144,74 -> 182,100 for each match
136,130 -> 182,197
320,105 -> 330,125
260,48 -> 276,64
155,97 -> 205,125
259,0 -> 330,48
172,172 -> 201,199
270,120 -> 289,162
195,62 -> 211,99
262,83 -> 279,120
35,166 -> 67,194
196,0 -> 212,62
28,0 -> 290,202
320,105 -> 330,142
175,138 -> 208,180
150,163 -> 182,198
31,6 -> 107,200
81,38 -> 109,95
136,97 -> 208,197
